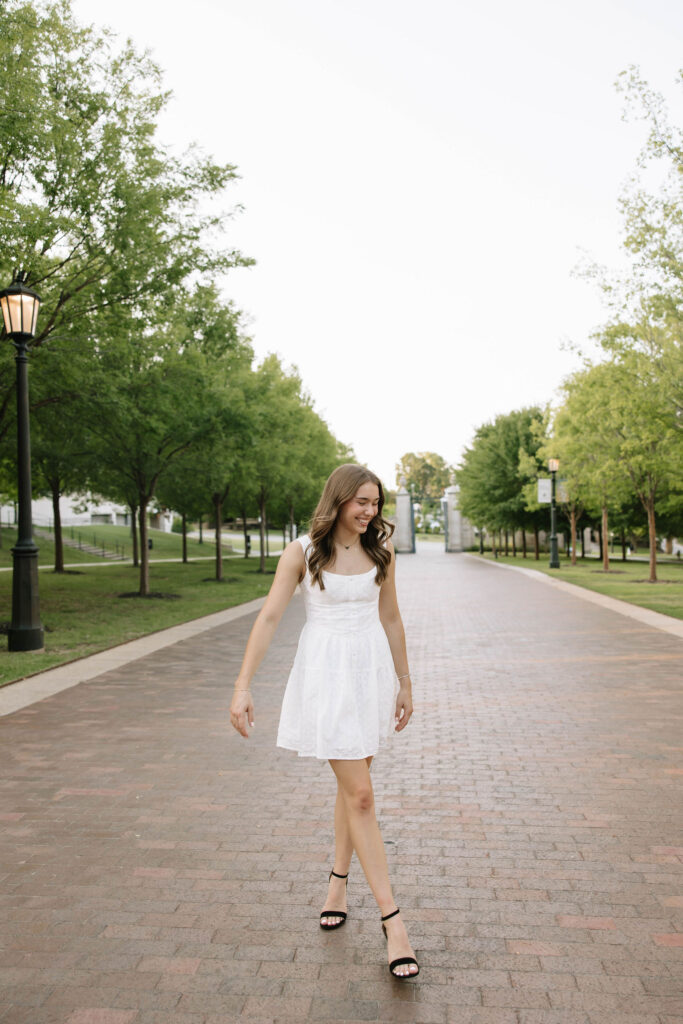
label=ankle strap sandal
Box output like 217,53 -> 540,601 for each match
381,907 -> 420,979
320,869 -> 349,930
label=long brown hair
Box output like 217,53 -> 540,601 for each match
304,464 -> 394,590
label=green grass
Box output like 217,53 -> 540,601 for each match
473,550 -> 683,620
0,523 -> 286,568
0,555 -> 278,687
0,528 -> 104,567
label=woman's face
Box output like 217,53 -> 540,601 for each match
338,481 -> 380,535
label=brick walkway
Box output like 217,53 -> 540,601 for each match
1,545 -> 682,1024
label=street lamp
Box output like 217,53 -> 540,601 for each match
548,457 -> 560,569
0,270 -> 44,651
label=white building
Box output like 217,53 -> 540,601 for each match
0,495 -> 173,532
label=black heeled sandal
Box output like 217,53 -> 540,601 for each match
381,907 -> 420,979
319,869 -> 348,930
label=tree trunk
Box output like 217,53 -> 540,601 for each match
50,477 -> 64,573
198,517 -> 203,544
504,530 -> 509,556
512,530 -> 517,557
259,492 -> 267,572
265,514 -> 270,558
138,500 -> 150,596
533,525 -> 539,560
213,493 -> 223,581
491,532 -> 497,558
570,508 -> 577,567
130,504 -> 139,567
242,511 -> 250,558
647,498 -> 657,583
580,524 -> 585,559
182,512 -> 188,564
289,502 -> 295,542
521,530 -> 527,558
602,505 -> 609,572
621,528 -> 627,562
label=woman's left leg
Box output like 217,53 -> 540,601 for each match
320,755 -> 373,926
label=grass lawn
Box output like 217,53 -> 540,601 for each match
0,528 -> 102,567
472,551 -> 683,620
0,555 -> 279,687
0,523 -> 286,568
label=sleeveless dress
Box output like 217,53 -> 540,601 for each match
276,534 -> 400,760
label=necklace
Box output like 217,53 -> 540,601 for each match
335,536 -> 360,551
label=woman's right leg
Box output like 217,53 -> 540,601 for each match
328,757 -> 418,977
320,755 -> 372,925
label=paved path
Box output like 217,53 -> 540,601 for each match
1,546 -> 682,1024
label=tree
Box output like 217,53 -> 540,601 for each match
395,452 -> 454,507
27,337 -> 97,571
0,0 -> 251,442
455,408 -> 547,556
79,299 -> 224,596
154,449 -> 209,565
548,365 -> 632,572
552,352 -> 680,582
245,355 -> 308,573
606,349 -> 681,581
166,290 -> 256,582
276,402 -> 342,541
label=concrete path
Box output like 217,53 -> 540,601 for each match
1,545 -> 682,1024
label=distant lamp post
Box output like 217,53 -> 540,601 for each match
548,457 -> 560,569
0,270 -> 44,651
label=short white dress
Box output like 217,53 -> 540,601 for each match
276,534 -> 400,760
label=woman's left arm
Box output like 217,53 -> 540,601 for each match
378,538 -> 413,732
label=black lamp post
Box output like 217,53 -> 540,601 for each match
0,270 -> 44,651
548,457 -> 560,569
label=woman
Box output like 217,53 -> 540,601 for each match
229,464 -> 420,979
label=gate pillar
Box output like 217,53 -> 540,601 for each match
393,479 -> 415,553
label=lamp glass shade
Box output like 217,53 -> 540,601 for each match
0,274 -> 41,339
548,458 -> 560,472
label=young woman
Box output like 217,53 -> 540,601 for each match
229,463 -> 420,979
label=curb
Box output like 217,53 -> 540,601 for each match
0,596 -> 267,717
466,554 -> 683,641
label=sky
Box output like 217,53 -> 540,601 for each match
74,0 -> 683,490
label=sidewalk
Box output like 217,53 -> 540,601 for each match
0,544 -> 681,1023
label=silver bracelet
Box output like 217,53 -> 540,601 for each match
397,673 -> 411,680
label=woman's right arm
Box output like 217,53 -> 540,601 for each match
229,539 -> 305,739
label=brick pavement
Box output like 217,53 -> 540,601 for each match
0,544 -> 681,1024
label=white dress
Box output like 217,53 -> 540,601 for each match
276,534 -> 400,760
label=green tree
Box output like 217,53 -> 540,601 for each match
607,349 -> 681,581
0,0 -> 251,440
553,353 -> 680,581
154,449 -> 210,565
79,302 -> 222,596
395,452 -> 454,505
548,364 -> 632,571
245,355 -> 308,573
26,337 -> 97,571
456,408 -> 547,556
277,401 -> 342,541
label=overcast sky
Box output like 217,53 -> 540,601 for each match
75,0 -> 683,490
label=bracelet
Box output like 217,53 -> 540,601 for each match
234,686 -> 251,692
397,673 -> 411,680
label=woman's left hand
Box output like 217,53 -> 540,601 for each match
394,687 -> 414,731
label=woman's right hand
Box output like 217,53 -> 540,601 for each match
229,687 -> 255,738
